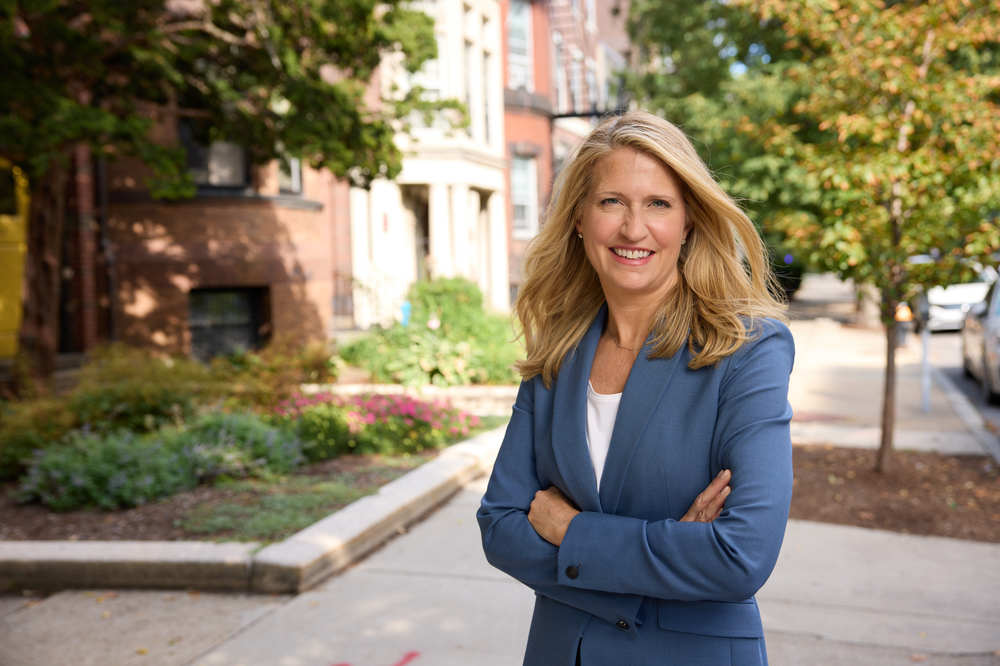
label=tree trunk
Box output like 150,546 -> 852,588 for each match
16,160 -> 69,388
876,296 -> 898,473
75,143 -> 98,351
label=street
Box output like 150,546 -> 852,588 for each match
921,330 -> 1000,435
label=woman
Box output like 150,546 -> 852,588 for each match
477,111 -> 794,665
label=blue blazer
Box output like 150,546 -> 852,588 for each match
477,307 -> 794,665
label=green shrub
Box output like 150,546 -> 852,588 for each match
15,430 -> 199,511
68,344 -> 217,433
16,411 -> 303,511
341,278 -> 520,386
277,392 -> 481,458
0,398 -> 77,480
407,277 -> 485,338
295,403 -> 358,460
169,411 -> 305,475
210,337 -> 340,407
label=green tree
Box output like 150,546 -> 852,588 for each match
627,0 -> 814,291
1,0 -> 449,382
730,0 -> 1000,471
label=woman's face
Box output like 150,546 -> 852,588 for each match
576,147 -> 689,305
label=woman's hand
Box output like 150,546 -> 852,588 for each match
680,469 -> 732,522
528,486 -> 580,547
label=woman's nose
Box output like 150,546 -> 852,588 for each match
619,210 -> 645,240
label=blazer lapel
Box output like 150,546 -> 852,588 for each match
598,339 -> 685,514
549,306 -> 606,513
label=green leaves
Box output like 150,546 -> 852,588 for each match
717,0 -> 1000,298
2,0 -> 446,191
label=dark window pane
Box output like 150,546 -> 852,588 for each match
189,287 -> 269,362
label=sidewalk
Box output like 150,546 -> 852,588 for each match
2,274 -> 999,665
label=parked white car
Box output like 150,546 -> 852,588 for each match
913,265 -> 997,332
961,279 -> 1000,403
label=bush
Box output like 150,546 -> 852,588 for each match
341,278 -> 520,386
210,337 -> 340,407
0,398 -> 77,480
276,392 -> 481,458
170,411 -> 305,475
16,412 -> 303,511
16,430 -> 199,511
68,344 -> 217,433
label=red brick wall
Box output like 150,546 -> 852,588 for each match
107,193 -> 338,355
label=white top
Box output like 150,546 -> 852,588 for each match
586,381 -> 622,489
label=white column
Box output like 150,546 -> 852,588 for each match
349,185 -> 374,328
488,190 -> 511,311
429,182 -> 453,277
450,183 -> 470,278
467,188 -> 481,279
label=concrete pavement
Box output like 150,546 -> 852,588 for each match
2,273 -> 999,665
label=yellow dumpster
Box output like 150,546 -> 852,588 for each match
0,160 -> 28,358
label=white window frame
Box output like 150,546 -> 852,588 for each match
511,155 -> 539,239
278,156 -> 302,195
507,0 -> 533,91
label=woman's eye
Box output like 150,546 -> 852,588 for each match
600,197 -> 620,206
650,199 -> 671,208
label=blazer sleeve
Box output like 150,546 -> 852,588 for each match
555,320 -> 795,602
477,380 -> 645,629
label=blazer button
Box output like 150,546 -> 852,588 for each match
565,565 -> 579,579
615,619 -> 630,631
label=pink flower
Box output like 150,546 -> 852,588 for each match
364,413 -> 376,425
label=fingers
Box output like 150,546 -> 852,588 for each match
705,468 -> 732,496
680,469 -> 732,522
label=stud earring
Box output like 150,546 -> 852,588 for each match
680,237 -> 687,245
577,232 -> 583,239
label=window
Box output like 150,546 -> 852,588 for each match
483,50 -> 493,144
552,33 -> 567,112
511,156 -> 538,238
188,287 -> 270,362
586,61 -> 598,110
278,156 -> 302,195
465,40 -> 475,136
179,119 -> 249,188
569,57 -> 583,111
507,0 -> 533,91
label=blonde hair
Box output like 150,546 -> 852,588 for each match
515,110 -> 786,387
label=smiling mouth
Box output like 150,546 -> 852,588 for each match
611,247 -> 653,260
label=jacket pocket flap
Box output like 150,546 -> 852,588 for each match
656,599 -> 763,638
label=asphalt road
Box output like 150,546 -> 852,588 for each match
917,328 -> 1000,436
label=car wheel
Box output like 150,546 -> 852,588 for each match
981,349 -> 1000,405
962,335 -> 976,378
963,354 -> 974,379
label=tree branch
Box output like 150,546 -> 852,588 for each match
160,20 -> 247,46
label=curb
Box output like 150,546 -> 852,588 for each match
0,426 -> 505,595
931,367 -> 1000,463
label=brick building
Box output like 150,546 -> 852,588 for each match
502,0 -> 632,299
104,110 -> 355,360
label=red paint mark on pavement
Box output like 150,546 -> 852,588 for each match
330,651 -> 418,666
392,652 -> 421,666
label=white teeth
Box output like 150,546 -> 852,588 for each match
613,248 -> 651,259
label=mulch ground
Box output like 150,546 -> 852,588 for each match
1,444 -> 998,543
790,445 -> 999,542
